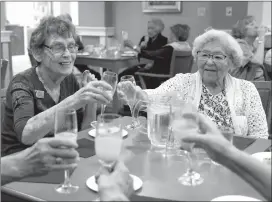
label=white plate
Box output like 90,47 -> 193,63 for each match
121,53 -> 136,57
86,174 -> 143,192
252,152 -> 271,165
77,52 -> 90,56
211,195 -> 261,201
88,128 -> 128,138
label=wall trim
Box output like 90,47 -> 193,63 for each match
1,31 -> 13,43
76,26 -> 115,37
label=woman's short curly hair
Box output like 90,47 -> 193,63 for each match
170,24 -> 190,41
231,16 -> 255,39
29,15 -> 77,56
192,29 -> 243,68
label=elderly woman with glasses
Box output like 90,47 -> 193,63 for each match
118,29 -> 269,139
1,16 -> 112,156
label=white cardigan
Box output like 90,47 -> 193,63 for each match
145,72 -> 269,139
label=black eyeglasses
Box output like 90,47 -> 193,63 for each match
43,43 -> 78,55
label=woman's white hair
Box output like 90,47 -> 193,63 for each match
192,29 -> 243,68
149,18 -> 165,33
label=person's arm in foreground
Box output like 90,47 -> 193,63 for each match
182,113 -> 271,201
97,161 -> 134,201
1,137 -> 79,186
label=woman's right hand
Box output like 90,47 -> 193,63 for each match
117,81 -> 148,105
70,80 -> 113,108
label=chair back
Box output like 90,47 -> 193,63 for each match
169,50 -> 194,77
252,81 -> 272,134
1,59 -> 9,88
1,88 -> 7,123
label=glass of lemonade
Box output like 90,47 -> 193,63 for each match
54,108 -> 78,194
95,113 -> 123,169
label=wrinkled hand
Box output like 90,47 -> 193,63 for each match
181,113 -> 233,163
71,80 -> 113,108
97,161 -> 134,200
143,63 -> 153,70
123,40 -> 134,49
82,70 -> 98,87
117,81 -> 147,105
18,137 -> 79,177
140,41 -> 147,49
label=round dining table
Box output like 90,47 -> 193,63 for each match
2,117 -> 271,201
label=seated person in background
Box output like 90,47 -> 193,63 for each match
230,16 -> 267,81
265,49 -> 271,65
118,29 -> 269,138
123,24 -> 191,89
98,113 -> 271,201
1,137 -> 79,185
1,15 -> 112,156
118,18 -> 167,85
138,18 -> 168,51
59,13 -> 101,80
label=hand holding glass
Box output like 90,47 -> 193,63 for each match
171,104 -> 204,186
118,75 -> 139,129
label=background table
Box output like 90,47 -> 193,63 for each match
2,117 -> 271,201
75,55 -> 151,113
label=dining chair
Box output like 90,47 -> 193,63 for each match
135,50 -> 194,89
1,59 -> 9,89
251,81 -> 272,137
1,88 -> 7,123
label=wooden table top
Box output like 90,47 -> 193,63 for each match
2,117 -> 271,201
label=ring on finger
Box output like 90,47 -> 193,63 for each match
55,157 -> 63,164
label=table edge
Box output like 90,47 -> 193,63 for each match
2,185 -> 46,202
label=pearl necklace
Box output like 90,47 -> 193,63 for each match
36,67 -> 60,103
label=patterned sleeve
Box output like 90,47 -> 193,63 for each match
243,81 -> 269,138
144,73 -> 186,96
10,75 -> 35,141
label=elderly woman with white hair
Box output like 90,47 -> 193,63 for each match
118,29 -> 269,138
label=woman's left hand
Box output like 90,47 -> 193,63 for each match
82,70 -> 98,87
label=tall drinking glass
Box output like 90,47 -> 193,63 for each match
54,109 -> 79,194
95,114 -> 123,170
118,75 -> 139,129
171,103 -> 204,186
100,71 -> 118,114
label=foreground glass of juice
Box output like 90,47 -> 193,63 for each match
95,113 -> 123,170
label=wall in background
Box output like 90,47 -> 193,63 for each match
78,2 -> 105,27
211,1 -> 248,29
111,1 -> 213,45
1,2 -> 6,30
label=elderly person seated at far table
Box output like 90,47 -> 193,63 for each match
118,29 -> 269,139
118,18 -> 167,85
1,15 -> 112,156
230,16 -> 268,81
123,24 -> 191,89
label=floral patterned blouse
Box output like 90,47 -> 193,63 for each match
198,85 -> 234,130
